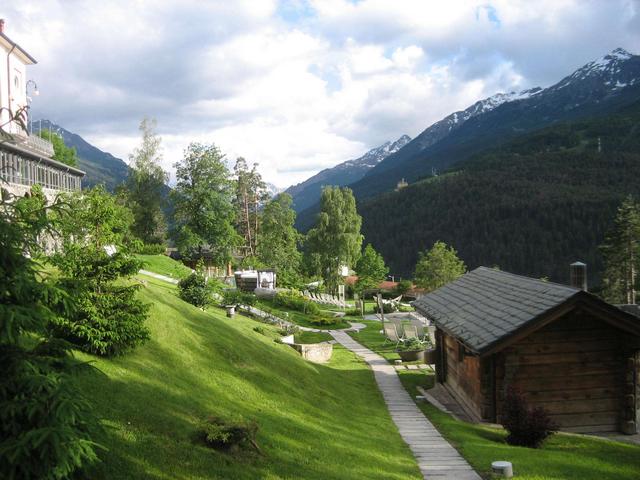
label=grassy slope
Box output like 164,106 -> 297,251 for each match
352,322 -> 640,479
76,277 -> 421,480
136,254 -> 193,279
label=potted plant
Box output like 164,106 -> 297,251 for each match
395,338 -> 426,362
422,338 -> 436,364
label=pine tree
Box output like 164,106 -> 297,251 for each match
600,196 -> 640,304
305,186 -> 363,291
0,186 -> 99,478
125,117 -> 168,245
414,241 -> 466,292
233,158 -> 268,257
51,185 -> 150,356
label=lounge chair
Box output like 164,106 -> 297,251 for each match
403,323 -> 421,340
382,322 -> 405,347
410,318 -> 427,342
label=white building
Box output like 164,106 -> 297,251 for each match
0,19 -> 84,200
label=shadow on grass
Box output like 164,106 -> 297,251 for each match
76,284 -> 423,480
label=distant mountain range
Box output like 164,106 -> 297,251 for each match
31,120 -> 175,221
31,120 -> 130,191
285,134 -> 411,213
348,48 -> 640,200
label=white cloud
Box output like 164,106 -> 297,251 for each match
3,0 -> 640,187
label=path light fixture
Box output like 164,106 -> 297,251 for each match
491,461 -> 513,478
26,80 -> 39,134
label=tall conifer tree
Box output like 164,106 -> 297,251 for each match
601,196 -> 640,304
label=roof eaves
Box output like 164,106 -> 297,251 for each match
0,32 -> 37,64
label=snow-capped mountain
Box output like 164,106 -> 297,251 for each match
349,47 -> 640,199
285,134 -> 411,212
265,182 -> 284,199
552,48 -> 638,92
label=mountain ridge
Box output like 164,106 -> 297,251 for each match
31,120 -> 130,191
285,134 -> 410,212
350,47 -> 640,198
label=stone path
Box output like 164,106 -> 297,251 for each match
138,269 -> 179,284
330,330 -> 481,480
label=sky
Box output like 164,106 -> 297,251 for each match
4,0 -> 640,188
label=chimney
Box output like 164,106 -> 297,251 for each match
0,19 -> 5,34
570,261 -> 587,291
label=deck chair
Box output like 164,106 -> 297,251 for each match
382,322 -> 405,347
403,323 -> 421,340
410,318 -> 427,342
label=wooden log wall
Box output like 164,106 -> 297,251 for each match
496,309 -> 629,433
442,332 -> 483,422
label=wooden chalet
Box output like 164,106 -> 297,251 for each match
413,267 -> 640,434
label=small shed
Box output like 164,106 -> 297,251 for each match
413,267 -> 640,434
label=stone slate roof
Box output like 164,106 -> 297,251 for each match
413,267 -> 581,354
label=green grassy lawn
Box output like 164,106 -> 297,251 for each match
256,299 -> 351,330
294,331 -> 333,344
347,319 -> 401,363
136,254 -> 193,279
74,277 -> 422,479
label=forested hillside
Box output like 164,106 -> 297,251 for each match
360,101 -> 640,286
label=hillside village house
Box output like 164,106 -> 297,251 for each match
0,19 -> 84,200
414,266 -> 640,435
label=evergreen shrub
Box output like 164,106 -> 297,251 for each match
199,417 -> 259,452
0,186 -> 100,478
178,272 -> 214,309
51,186 -> 150,357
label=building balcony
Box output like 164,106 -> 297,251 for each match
12,131 -> 55,157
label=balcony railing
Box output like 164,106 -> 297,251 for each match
22,133 -> 55,157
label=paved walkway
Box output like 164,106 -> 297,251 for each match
330,330 -> 481,480
138,269 -> 179,284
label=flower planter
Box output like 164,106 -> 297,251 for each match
423,348 -> 437,364
396,349 -> 425,362
225,306 -> 236,318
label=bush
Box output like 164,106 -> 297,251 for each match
140,243 -> 166,255
273,290 -> 320,315
345,308 -> 362,317
396,337 -> 424,352
178,272 -> 214,309
222,289 -> 256,307
309,315 -> 341,326
277,324 -> 299,336
199,416 -> 259,453
381,302 -> 397,314
394,279 -> 413,296
502,386 -> 557,448
253,326 -> 266,335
